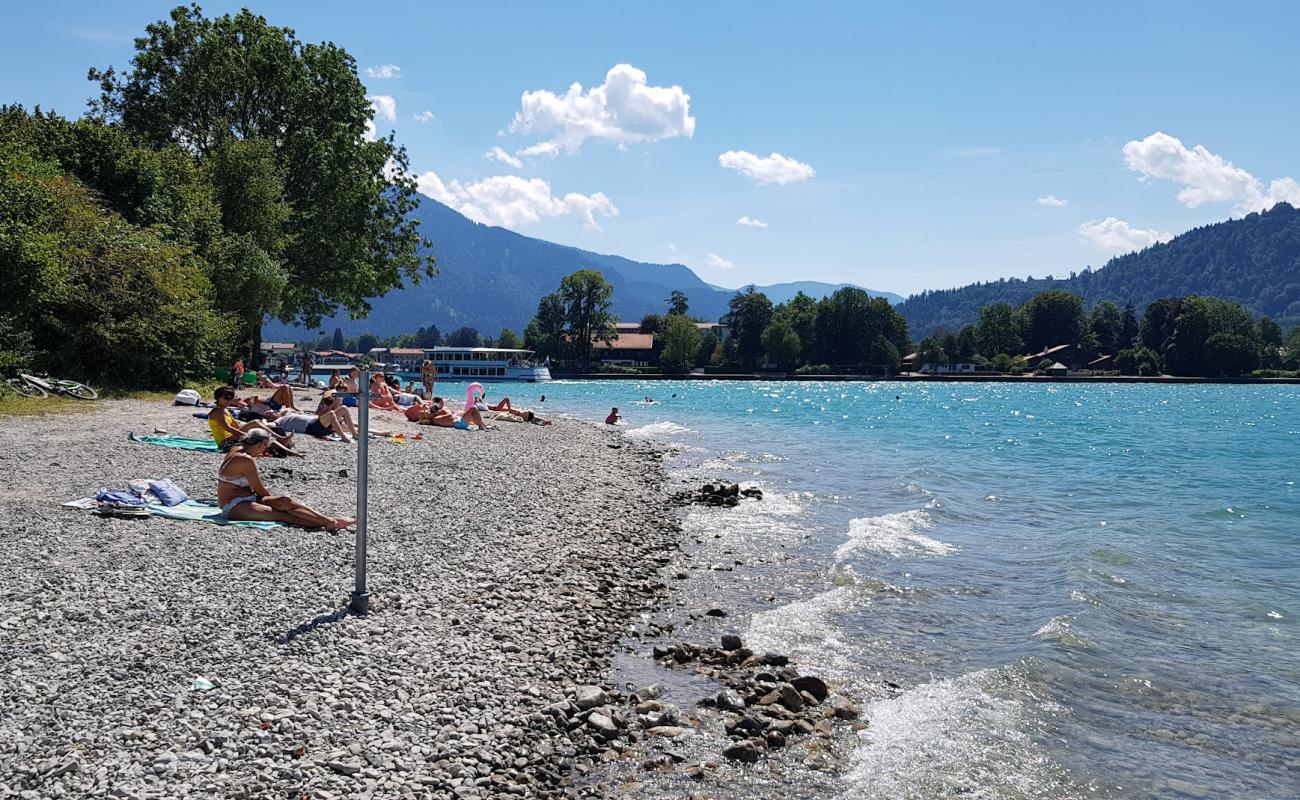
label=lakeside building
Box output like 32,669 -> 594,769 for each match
1025,343 -> 1077,368
591,333 -> 657,367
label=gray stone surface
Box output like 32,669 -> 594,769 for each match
0,395 -> 677,799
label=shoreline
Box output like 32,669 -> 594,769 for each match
565,373 -> 1300,384
0,395 -> 684,798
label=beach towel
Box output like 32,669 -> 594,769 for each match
129,432 -> 220,452
147,500 -> 279,529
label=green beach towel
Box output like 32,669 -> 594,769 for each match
129,432 -> 220,452
147,500 -> 279,530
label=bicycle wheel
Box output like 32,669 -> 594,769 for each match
53,380 -> 99,400
4,377 -> 47,398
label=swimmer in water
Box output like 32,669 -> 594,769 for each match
605,407 -> 620,425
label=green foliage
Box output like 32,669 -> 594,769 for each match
658,314 -> 702,374
0,152 -> 231,387
1022,290 -> 1086,352
496,328 -> 522,350
446,327 -> 480,347
866,335 -> 901,374
812,287 -> 909,369
89,3 -> 433,331
1120,303 -> 1140,349
725,287 -> 774,369
917,338 -> 947,370
897,203 -> 1300,333
975,303 -> 1022,357
760,320 -> 801,371
667,290 -> 689,316
524,292 -> 567,361
559,269 -> 616,371
1116,347 -> 1161,376
1137,295 -> 1263,376
1090,300 -> 1122,354
639,314 -> 664,335
694,332 -> 719,368
795,364 -> 831,375
772,291 -> 818,362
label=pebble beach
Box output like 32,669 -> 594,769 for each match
0,394 -> 684,799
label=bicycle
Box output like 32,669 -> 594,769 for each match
3,370 -> 99,400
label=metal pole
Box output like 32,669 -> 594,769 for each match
350,367 -> 371,614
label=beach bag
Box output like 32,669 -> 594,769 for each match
148,479 -> 190,507
173,389 -> 201,406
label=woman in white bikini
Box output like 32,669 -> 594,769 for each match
217,429 -> 355,529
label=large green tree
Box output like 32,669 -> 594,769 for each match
975,302 -> 1022,357
658,313 -> 702,374
812,287 -> 909,368
667,290 -> 690,317
771,291 -> 818,366
1090,300 -> 1122,355
559,269 -> 616,372
524,292 -> 567,361
725,287 -> 775,370
1022,290 -> 1086,352
760,320 -> 801,371
88,4 -> 433,353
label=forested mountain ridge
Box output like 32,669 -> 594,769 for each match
263,199 -> 897,339
897,203 -> 1300,335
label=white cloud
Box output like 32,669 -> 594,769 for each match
1122,131 -> 1300,213
509,64 -> 695,156
718,150 -> 815,185
706,253 -> 736,270
413,111 -> 435,123
667,243 -> 680,255
736,216 -> 768,228
1077,217 -> 1172,254
364,64 -> 402,79
1037,195 -> 1068,207
484,146 -> 523,169
414,170 -> 618,230
368,95 -> 397,121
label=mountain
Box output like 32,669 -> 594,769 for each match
756,281 -> 902,306
262,199 -> 897,340
896,203 -> 1300,335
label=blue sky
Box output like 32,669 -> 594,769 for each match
4,1 -> 1299,296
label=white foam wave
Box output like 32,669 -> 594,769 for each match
622,420 -> 691,440
746,586 -> 860,676
840,668 -> 1072,800
834,510 -> 955,561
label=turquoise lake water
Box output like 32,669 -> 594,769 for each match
518,380 -> 1299,798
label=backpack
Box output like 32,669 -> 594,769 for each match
173,389 -> 201,406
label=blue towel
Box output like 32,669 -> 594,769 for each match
147,500 -> 279,530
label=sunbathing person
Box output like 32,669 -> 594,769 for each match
368,373 -> 402,412
217,429 -> 354,529
415,397 -> 487,430
265,400 -> 355,443
209,387 -> 301,456
244,380 -> 298,411
481,392 -> 515,412
495,406 -> 552,425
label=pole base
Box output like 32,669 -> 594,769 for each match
349,591 -> 371,615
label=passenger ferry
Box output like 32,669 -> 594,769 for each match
417,347 -> 551,382
304,347 -> 550,383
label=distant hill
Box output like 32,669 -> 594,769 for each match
263,199 -> 897,339
897,203 -> 1300,335
753,281 -> 902,306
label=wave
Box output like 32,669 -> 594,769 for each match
834,510 -> 955,561
839,667 -> 1081,800
621,420 -> 692,440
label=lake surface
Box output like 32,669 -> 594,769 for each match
518,380 -> 1300,799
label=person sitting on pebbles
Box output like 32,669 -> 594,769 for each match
413,396 -> 488,430
209,387 -> 301,456
217,429 -> 354,529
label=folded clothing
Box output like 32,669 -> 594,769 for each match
148,478 -> 190,507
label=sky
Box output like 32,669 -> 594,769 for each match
3,1 -> 1299,297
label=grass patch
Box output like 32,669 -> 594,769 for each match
0,393 -> 91,417
0,380 -> 225,417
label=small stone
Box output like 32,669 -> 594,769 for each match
721,740 -> 761,763
574,685 -> 608,710
587,713 -> 617,737
714,689 -> 745,712
645,726 -> 690,739
791,675 -> 830,702
327,761 -> 362,776
761,653 -> 790,666
830,695 -> 860,720
705,608 -> 727,618
720,634 -> 743,651
777,685 -> 804,712
632,685 -> 662,703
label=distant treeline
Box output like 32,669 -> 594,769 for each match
0,6 -> 428,389
897,203 -> 1300,335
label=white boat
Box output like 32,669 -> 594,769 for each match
419,347 -> 551,382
